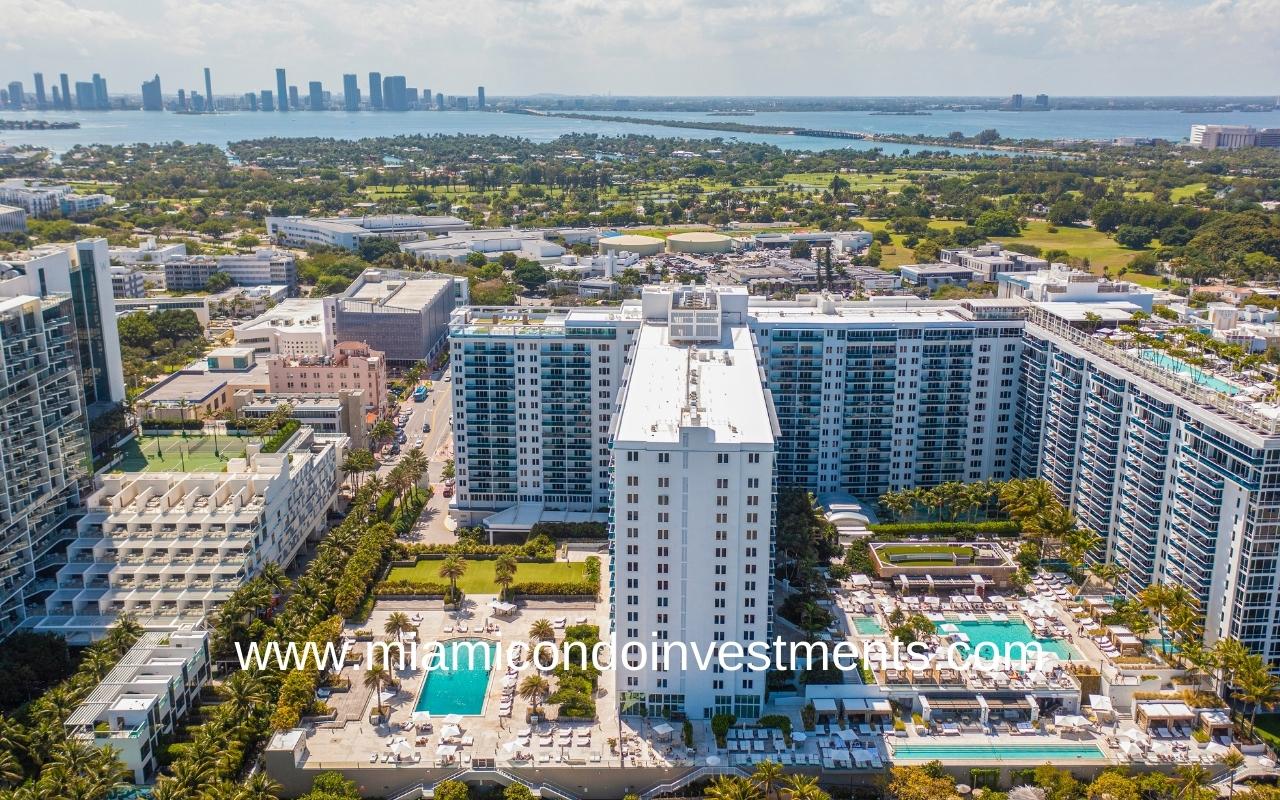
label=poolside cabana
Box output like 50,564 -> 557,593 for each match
812,698 -> 840,723
842,697 -> 894,726
1106,626 -> 1143,655
922,696 -> 988,729
489,600 -> 517,617
1135,702 -> 1195,735
1198,710 -> 1233,744
985,695 -> 1039,727
1088,694 -> 1115,724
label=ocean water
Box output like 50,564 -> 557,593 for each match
6,106 -> 1278,154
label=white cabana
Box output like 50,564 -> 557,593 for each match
436,744 -> 459,757
441,724 -> 462,739
490,600 -> 517,616
652,722 -> 674,737
411,711 -> 432,725
1088,695 -> 1113,714
443,714 -> 464,726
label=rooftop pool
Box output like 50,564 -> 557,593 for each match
414,639 -> 497,716
946,618 -> 1077,662
1137,349 -> 1242,395
892,742 -> 1104,761
852,616 -> 885,635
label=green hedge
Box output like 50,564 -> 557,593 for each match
530,521 -> 607,540
262,419 -> 301,453
397,536 -> 555,563
141,418 -> 203,430
376,579 -> 596,598
868,521 -> 1019,539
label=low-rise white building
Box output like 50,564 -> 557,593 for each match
110,266 -> 147,298
233,298 -> 331,356
267,214 -> 469,250
64,630 -> 210,783
40,429 -> 345,640
997,264 -> 1154,312
941,243 -> 1048,282
0,203 -> 26,234
109,238 -> 188,266
402,228 -> 566,264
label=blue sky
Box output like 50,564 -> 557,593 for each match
3,0 -> 1279,96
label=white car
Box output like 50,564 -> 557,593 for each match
414,438 -> 424,448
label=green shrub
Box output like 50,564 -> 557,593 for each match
529,521 -> 607,539
868,520 -> 1019,539
712,713 -> 736,747
261,419 -> 301,453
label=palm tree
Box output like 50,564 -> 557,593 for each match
1219,749 -> 1246,800
1175,763 -> 1212,800
706,774 -> 763,800
782,774 -> 829,800
401,447 -> 430,486
385,611 -> 414,643
1025,505 -> 1078,561
1213,638 -> 1252,694
0,749 -> 22,786
519,674 -> 550,715
168,756 -> 217,797
529,618 -> 555,643
341,448 -> 377,492
752,759 -> 784,799
1062,527 -> 1103,572
365,663 -> 392,717
494,554 -> 518,601
220,670 -> 268,718
879,491 -> 914,522
1237,656 -> 1280,738
438,556 -> 468,605
1089,561 -> 1126,592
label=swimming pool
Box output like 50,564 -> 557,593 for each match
1137,349 -> 1242,395
414,639 -> 497,716
947,619 -> 1077,661
892,743 -> 1104,761
853,616 -> 885,635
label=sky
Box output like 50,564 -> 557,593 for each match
3,0 -> 1279,97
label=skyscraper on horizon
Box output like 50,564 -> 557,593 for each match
75,81 -> 96,111
477,86 -> 485,110
91,73 -> 109,109
435,92 -> 444,111
203,68 -> 213,113
5,82 -> 23,110
342,74 -> 359,111
288,85 -> 300,110
58,73 -> 71,110
275,68 -> 288,112
141,75 -> 162,111
369,72 -> 383,110
260,89 -> 275,112
33,73 -> 46,109
308,81 -> 324,111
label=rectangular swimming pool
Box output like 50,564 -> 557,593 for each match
892,743 -> 1104,761
1137,349 -> 1242,395
948,618 -> 1077,661
414,639 -> 497,716
852,616 -> 885,635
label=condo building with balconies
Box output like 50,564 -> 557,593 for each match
35,428 -> 345,642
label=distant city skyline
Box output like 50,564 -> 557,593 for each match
2,0 -> 1278,96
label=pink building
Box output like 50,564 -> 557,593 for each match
266,341 -> 387,415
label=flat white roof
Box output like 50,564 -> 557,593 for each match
615,322 -> 774,445
237,298 -> 326,332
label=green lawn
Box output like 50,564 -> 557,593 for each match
1012,221 -> 1140,272
116,434 -> 252,473
386,559 -> 587,593
1169,182 -> 1208,202
878,544 -> 974,558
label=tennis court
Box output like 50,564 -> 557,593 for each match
117,434 -> 252,473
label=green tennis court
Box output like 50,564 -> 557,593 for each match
116,434 -> 252,473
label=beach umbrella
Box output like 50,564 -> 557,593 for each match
441,724 -> 462,739
390,740 -> 414,759
443,713 -> 464,726
504,740 -> 523,753
1119,727 -> 1148,742
705,755 -> 722,766
1009,787 -> 1046,800
436,743 -> 458,756
652,722 -> 674,737
411,711 -> 432,725
1203,742 -> 1230,757
791,732 -> 807,742
956,785 -> 972,795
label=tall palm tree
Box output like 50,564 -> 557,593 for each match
365,663 -> 392,717
494,554 -> 518,601
782,774 -> 829,800
1175,763 -> 1211,800
438,556 -> 468,605
518,674 -> 550,715
1213,638 -> 1252,694
706,774 -> 763,800
752,759 -> 784,799
0,749 -> 23,786
529,618 -> 555,643
1237,656 -> 1280,738
1219,749 -> 1246,800
220,670 -> 268,718
385,611 -> 414,643
1025,505 -> 1078,561
1089,561 -> 1126,592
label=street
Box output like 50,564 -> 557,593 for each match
378,374 -> 457,544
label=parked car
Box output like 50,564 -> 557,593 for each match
423,422 -> 431,433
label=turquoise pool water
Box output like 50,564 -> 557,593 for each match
414,639 -> 497,716
893,743 -> 1104,761
853,616 -> 885,635
947,619 -> 1077,661
1137,349 -> 1242,395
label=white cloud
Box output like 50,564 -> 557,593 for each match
2,0 -> 1277,95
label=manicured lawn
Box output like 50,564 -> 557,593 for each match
878,544 -> 974,559
1170,182 -> 1209,202
385,559 -> 587,593
116,434 -> 253,473
1012,221 -> 1139,272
